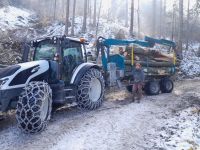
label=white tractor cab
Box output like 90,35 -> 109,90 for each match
0,36 -> 105,133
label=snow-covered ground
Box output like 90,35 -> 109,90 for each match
180,46 -> 200,77
38,17 -> 129,40
161,107 -> 200,150
0,79 -> 199,150
0,6 -> 35,31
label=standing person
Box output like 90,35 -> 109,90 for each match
119,47 -> 128,57
132,63 -> 145,103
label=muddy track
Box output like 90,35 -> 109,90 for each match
0,79 -> 199,150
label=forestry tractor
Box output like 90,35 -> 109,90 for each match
0,36 -> 105,133
96,36 -> 177,95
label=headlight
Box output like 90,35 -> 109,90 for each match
0,78 -> 9,86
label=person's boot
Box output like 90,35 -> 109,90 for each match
132,91 -> 136,102
137,89 -> 142,103
0,114 -> 5,121
132,95 -> 135,102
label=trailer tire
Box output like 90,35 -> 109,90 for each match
16,81 -> 52,134
160,78 -> 174,93
145,81 -> 160,95
77,68 -> 105,110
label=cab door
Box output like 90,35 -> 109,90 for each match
62,42 -> 84,83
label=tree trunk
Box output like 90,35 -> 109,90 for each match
53,0 -> 57,20
152,0 -> 156,37
71,0 -> 76,36
125,0 -> 128,27
186,0 -> 190,50
137,0 -> 140,38
159,0 -> 163,38
163,0 -> 166,37
62,0 -> 65,20
125,61 -> 174,68
93,0 -> 97,27
178,0 -> 183,59
111,0 -> 116,21
82,0 -> 88,33
65,0 -> 70,35
130,0 -> 134,36
88,0 -> 92,24
96,0 -> 103,37
171,3 -> 176,41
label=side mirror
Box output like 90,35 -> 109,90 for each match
22,44 -> 30,62
86,52 -> 93,61
14,56 -> 22,64
87,52 -> 93,57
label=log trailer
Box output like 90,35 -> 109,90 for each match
96,36 -> 177,95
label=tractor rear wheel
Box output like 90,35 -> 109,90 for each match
77,68 -> 105,110
16,81 -> 52,134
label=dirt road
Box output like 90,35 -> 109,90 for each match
0,79 -> 200,150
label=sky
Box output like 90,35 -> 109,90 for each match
101,0 -> 197,12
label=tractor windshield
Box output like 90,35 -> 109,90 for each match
34,43 -> 57,61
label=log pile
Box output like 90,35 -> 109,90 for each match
124,46 -> 177,76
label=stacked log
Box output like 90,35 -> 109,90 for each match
125,60 -> 174,67
124,46 -> 177,76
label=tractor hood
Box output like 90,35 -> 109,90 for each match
0,65 -> 21,79
0,60 -> 49,90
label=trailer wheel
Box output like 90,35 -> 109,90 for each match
77,68 -> 105,110
16,81 -> 52,134
145,81 -> 160,95
160,78 -> 174,93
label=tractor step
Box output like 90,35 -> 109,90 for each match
51,82 -> 77,104
64,86 -> 76,103
64,88 -> 73,92
65,96 -> 76,103
65,96 -> 76,99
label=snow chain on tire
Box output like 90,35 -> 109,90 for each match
77,68 -> 105,110
16,81 -> 52,134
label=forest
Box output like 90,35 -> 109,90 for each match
0,1 -> 200,150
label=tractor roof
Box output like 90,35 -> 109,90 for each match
31,35 -> 87,45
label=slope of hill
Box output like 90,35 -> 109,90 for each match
0,6 -> 35,31
0,5 -> 199,78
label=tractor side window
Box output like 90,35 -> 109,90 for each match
62,47 -> 83,83
63,47 -> 83,64
34,44 -> 57,61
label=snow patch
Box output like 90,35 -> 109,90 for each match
0,6 -> 35,31
180,48 -> 200,77
161,107 -> 200,150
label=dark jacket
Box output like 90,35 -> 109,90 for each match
132,68 -> 145,83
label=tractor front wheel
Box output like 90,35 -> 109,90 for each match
16,81 -> 52,133
77,68 -> 105,110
